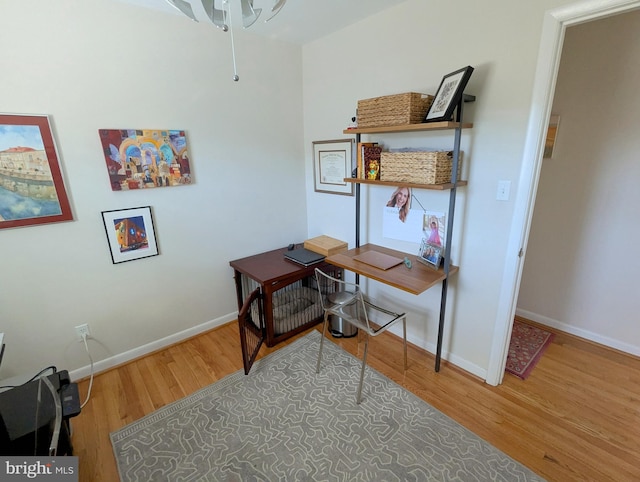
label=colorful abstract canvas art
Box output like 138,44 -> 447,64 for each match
98,129 -> 192,191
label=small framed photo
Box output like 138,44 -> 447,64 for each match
312,139 -> 354,196
101,206 -> 159,264
424,66 -> 474,122
417,238 -> 443,270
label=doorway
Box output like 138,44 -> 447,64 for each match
486,0 -> 640,386
517,9 -> 640,352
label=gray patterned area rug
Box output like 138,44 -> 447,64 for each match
111,331 -> 543,481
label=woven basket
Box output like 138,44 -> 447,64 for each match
380,150 -> 463,184
357,92 -> 434,128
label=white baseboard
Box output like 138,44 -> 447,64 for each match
515,308 -> 640,358
71,314 -> 490,385
400,330 -> 487,380
69,312 -> 237,381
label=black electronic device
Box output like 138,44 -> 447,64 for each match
61,383 -> 81,419
287,243 -> 296,251
0,370 -> 80,455
283,247 -> 326,267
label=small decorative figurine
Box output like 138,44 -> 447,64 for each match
367,160 -> 380,180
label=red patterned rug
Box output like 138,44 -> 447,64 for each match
505,320 -> 555,379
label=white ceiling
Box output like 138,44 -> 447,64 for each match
113,0 -> 410,44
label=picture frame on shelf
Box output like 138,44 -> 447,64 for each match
417,238 -> 443,270
0,114 -> 73,230
101,206 -> 159,264
424,66 -> 474,123
312,139 -> 354,196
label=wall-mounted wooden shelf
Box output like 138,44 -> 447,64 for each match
342,100 -> 475,373
343,121 -> 473,135
344,178 -> 467,190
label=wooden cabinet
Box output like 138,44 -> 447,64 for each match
229,247 -> 341,373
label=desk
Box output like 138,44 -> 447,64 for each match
326,244 -> 457,295
326,243 -> 458,369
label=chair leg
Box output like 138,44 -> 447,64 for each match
402,317 -> 407,371
356,334 -> 369,404
316,312 -> 330,374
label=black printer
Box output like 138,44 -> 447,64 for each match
0,370 -> 81,455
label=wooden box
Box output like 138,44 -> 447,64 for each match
304,236 -> 348,257
357,92 -> 434,128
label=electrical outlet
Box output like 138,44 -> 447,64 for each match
75,323 -> 90,342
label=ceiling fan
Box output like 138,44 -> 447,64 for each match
165,0 -> 287,81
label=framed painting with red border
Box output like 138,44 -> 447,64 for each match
0,114 -> 73,229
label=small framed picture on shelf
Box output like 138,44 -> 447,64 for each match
424,66 -> 474,123
417,238 -> 443,270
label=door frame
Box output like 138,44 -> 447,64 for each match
486,0 -> 640,386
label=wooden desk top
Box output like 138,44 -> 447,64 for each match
326,244 -> 458,295
229,246 -> 327,285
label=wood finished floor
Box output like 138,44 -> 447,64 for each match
72,316 -> 640,481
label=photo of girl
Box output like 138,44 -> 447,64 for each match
386,186 -> 411,222
427,218 -> 441,246
423,212 -> 445,247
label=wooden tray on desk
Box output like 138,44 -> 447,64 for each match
326,244 -> 458,295
353,250 -> 403,270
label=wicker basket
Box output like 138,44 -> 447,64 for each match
357,92 -> 434,128
380,150 -> 463,184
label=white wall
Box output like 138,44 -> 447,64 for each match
0,0 -> 305,380
4,0 -> 605,385
517,10 -> 640,356
303,0 -> 578,378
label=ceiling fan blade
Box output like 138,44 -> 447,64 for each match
265,0 -> 286,22
202,0 -> 228,30
240,0 -> 262,28
165,0 -> 198,22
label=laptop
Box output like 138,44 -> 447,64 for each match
284,248 -> 326,267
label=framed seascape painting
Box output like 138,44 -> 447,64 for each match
101,206 -> 159,264
98,129 -> 192,191
0,114 -> 73,230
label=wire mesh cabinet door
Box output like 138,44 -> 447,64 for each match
238,288 -> 264,374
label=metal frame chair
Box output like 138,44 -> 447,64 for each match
314,268 -> 407,404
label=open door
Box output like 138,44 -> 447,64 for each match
237,288 -> 264,374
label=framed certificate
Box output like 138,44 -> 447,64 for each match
312,139 -> 354,195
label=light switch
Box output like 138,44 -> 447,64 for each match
497,180 -> 511,201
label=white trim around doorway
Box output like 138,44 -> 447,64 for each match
485,0 -> 640,386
